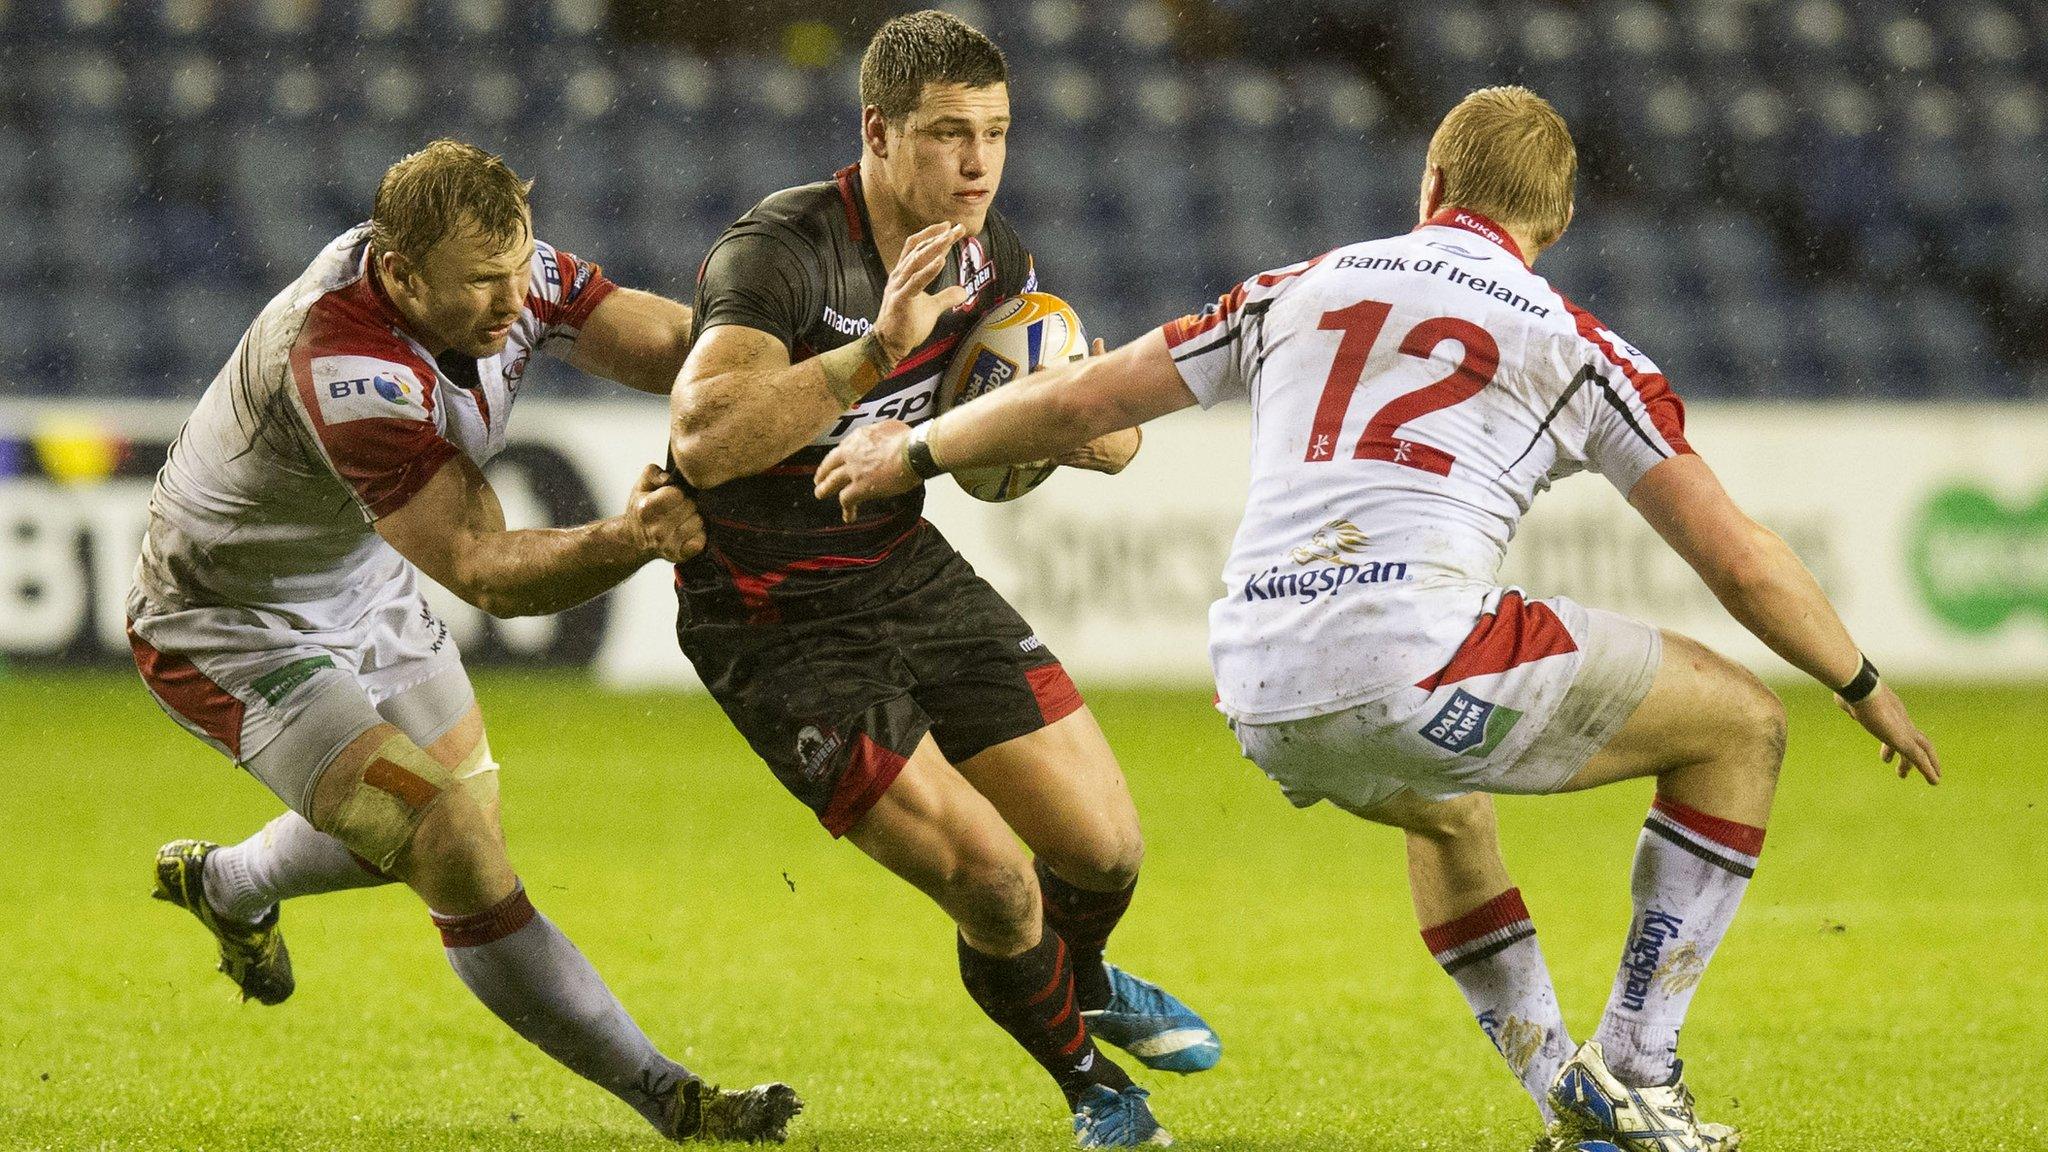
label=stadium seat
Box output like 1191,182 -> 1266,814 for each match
161,282 -> 254,384
0,202 -> 49,284
58,290 -> 145,390
0,0 -> 2038,402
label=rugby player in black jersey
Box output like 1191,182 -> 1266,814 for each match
666,11 -> 1215,1147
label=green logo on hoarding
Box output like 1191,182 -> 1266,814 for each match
1907,484 -> 2048,633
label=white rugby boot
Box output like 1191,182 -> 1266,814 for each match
1547,1041 -> 1741,1152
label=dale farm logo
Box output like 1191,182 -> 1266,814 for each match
1419,687 -> 1521,757
1907,481 -> 2048,632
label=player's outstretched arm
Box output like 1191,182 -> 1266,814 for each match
814,328 -> 1195,519
566,287 -> 694,395
671,222 -> 968,489
1629,453 -> 1941,783
377,457 -> 704,618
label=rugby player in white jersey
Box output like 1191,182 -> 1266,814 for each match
133,141 -> 798,1142
815,88 -> 1940,1152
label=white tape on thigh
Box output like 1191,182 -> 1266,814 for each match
453,735 -> 500,809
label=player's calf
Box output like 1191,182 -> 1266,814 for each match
1563,633 -> 1780,1090
1363,791 -> 1573,1119
308,725 -> 773,1138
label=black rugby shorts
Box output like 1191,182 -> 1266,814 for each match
678,527 -> 1083,836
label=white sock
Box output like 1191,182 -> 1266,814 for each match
1592,797 -> 1765,1086
1424,887 -> 1574,1120
435,885 -> 692,1132
202,812 -> 392,924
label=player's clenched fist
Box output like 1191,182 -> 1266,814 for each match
816,420 -> 920,522
623,464 -> 706,563
873,222 -> 969,364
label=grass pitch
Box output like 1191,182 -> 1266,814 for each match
1,672 -> 2041,1150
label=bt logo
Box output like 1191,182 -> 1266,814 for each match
327,374 -> 413,406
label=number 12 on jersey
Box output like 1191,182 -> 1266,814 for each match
1305,299 -> 1500,476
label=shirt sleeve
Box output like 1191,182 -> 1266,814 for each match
292,348 -> 460,520
1568,320 -> 1694,495
694,226 -> 816,353
1156,282 -> 1250,408
529,240 -> 618,355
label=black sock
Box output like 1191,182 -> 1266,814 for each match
957,927 -> 1134,1107
1036,860 -> 1135,1012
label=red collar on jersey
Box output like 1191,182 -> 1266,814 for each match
1416,208 -> 1524,263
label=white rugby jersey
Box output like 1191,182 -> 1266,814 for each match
1164,209 -> 1692,723
133,223 -> 614,628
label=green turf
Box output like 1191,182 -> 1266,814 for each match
1,673 -> 2041,1150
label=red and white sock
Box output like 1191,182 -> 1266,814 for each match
1593,796 -> 1766,1086
1423,888 -> 1574,1120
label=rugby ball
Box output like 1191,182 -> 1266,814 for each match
936,292 -> 1089,502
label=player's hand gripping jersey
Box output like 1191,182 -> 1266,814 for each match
132,224 -> 614,626
683,165 -> 1034,623
1165,209 -> 1691,724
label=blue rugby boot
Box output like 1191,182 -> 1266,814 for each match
1082,965 -> 1220,1074
1072,1083 -> 1172,1148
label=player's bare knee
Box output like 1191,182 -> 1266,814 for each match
1382,793 -> 1494,846
1042,828 -> 1144,892
950,854 -> 1040,948
1729,669 -> 1788,778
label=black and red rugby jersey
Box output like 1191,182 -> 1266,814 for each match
679,164 -> 1037,623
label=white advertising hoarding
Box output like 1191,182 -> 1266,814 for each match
3,398 -> 2044,685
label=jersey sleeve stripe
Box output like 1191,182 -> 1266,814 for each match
1559,295 -> 1690,455
1162,282 -> 1247,350
1252,250 -> 1331,287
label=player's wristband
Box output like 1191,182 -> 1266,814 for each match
1835,654 -> 1880,704
903,421 -> 945,480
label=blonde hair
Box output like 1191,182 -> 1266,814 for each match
370,139 -> 533,264
1426,86 -> 1576,248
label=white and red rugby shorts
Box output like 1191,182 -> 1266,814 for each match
125,581 -> 467,814
1232,589 -> 1662,815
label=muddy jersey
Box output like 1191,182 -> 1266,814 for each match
1163,208 -> 1693,723
133,223 -> 614,628
681,164 -> 1035,624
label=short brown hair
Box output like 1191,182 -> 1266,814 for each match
370,139 -> 533,263
1426,87 -> 1576,248
859,9 -> 1008,121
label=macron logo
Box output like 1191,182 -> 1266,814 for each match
822,306 -> 871,337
